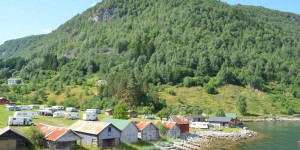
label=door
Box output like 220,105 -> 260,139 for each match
0,140 -> 16,150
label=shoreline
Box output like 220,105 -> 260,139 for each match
240,117 -> 300,122
170,129 -> 258,149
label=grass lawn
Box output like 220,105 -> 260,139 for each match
122,139 -> 155,150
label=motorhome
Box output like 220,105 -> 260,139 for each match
37,110 -> 53,116
43,108 -> 57,113
52,106 -> 65,110
8,117 -> 35,126
53,112 -> 65,118
82,113 -> 98,121
18,105 -> 31,110
66,107 -> 78,112
39,105 -> 46,109
64,113 -> 80,120
6,106 -> 21,111
190,122 -> 209,129
28,105 -> 39,109
86,109 -> 100,114
13,111 -> 36,118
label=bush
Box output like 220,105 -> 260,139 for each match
25,127 -> 45,148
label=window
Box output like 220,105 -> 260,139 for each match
13,118 -> 16,120
108,127 -> 111,136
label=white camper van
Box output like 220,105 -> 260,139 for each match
53,112 -> 65,118
13,111 -> 36,118
86,109 -> 100,114
82,113 -> 98,121
43,108 -> 57,113
39,105 -> 46,109
37,110 -> 53,116
28,105 -> 39,109
18,105 -> 31,110
52,106 -> 65,110
64,113 -> 80,120
190,122 -> 209,129
8,117 -> 35,126
66,107 -> 78,112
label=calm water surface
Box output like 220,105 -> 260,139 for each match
237,122 -> 300,150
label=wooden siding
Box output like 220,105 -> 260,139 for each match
140,123 -> 158,141
120,122 -> 138,143
166,124 -> 181,137
0,130 -> 28,150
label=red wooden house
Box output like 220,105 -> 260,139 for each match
0,97 -> 10,105
167,116 -> 189,134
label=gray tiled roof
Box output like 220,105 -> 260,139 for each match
208,117 -> 232,123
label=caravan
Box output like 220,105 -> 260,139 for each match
28,105 -> 39,109
53,112 -> 65,118
6,106 -> 21,111
82,113 -> 98,121
13,111 -> 36,118
86,109 -> 100,114
190,122 -> 209,129
8,117 -> 35,126
66,107 -> 78,112
37,110 -> 53,116
64,113 -> 80,120
52,106 -> 65,110
18,105 -> 31,110
43,108 -> 57,113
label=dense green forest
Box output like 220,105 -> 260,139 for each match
0,0 -> 300,115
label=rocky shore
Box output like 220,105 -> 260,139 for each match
170,129 -> 257,150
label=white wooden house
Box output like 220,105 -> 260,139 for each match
102,118 -> 138,143
135,121 -> 159,141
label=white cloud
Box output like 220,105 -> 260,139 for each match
90,2 -> 97,7
43,28 -> 52,34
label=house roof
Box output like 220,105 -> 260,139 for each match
37,123 -> 81,142
225,113 -> 238,119
185,115 -> 205,119
69,121 -> 111,135
135,121 -> 158,131
102,118 -> 135,131
105,109 -> 113,112
168,116 -> 189,124
208,117 -> 232,123
154,121 -> 177,130
128,110 -> 136,113
0,126 -> 27,140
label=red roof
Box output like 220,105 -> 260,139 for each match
154,121 -> 177,130
168,116 -> 189,124
37,123 -> 70,142
135,121 -> 158,131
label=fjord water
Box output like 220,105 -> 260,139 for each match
237,122 -> 300,150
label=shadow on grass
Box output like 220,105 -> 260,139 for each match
121,139 -> 154,150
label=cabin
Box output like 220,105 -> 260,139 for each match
225,113 -> 238,126
154,121 -> 181,137
0,97 -> 10,105
7,78 -> 23,85
167,116 -> 189,134
208,117 -> 232,127
0,126 -> 29,150
37,123 -> 82,150
102,118 -> 138,143
69,121 -> 121,148
105,109 -> 113,116
128,110 -> 137,118
185,115 -> 206,123
135,121 -> 159,141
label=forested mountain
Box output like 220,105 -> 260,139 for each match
0,35 -> 45,59
1,0 -> 300,115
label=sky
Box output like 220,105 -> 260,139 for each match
0,0 -> 101,45
0,0 -> 299,45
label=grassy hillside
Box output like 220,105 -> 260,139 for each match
159,84 -> 299,117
